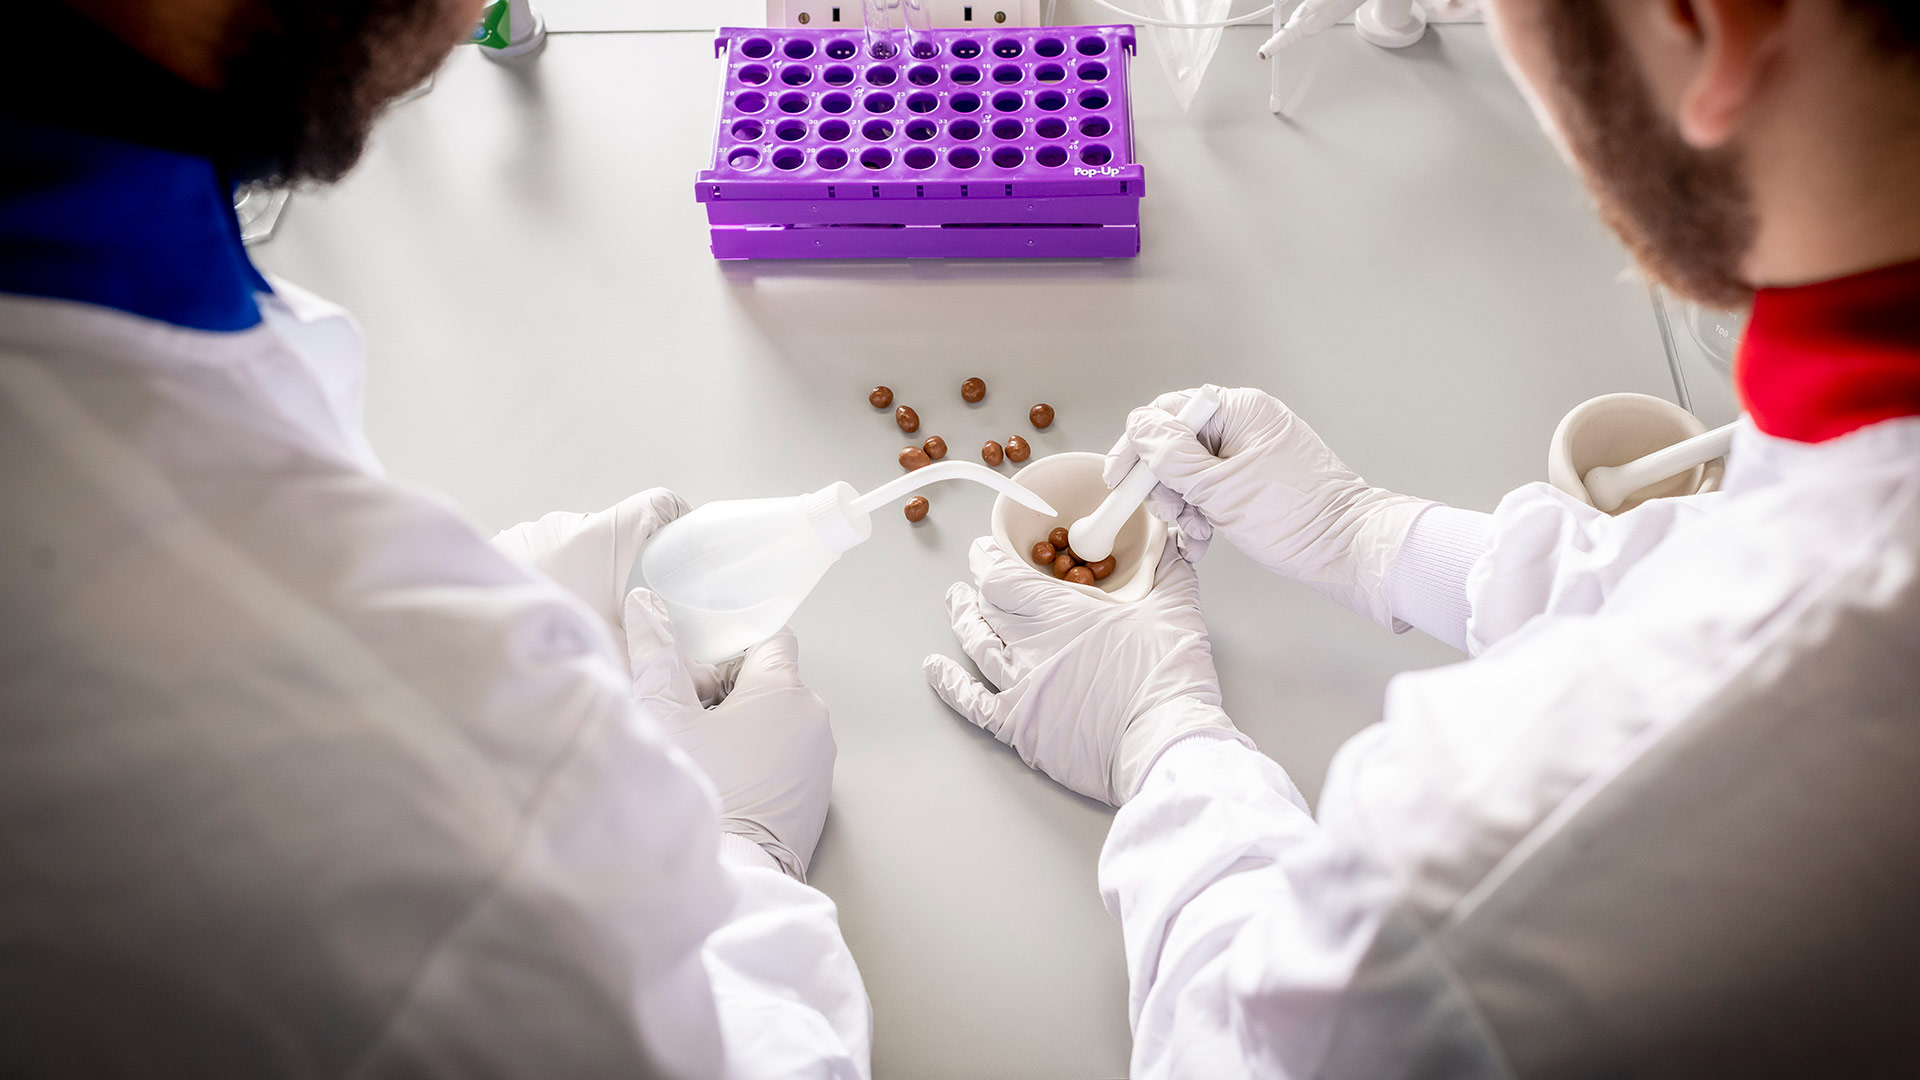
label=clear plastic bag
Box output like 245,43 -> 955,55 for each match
1141,0 -> 1230,112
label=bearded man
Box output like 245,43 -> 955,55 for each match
921,2 -> 1920,1076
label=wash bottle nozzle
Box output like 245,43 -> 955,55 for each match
641,462 -> 1054,664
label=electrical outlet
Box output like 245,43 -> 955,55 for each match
763,0 -> 1046,29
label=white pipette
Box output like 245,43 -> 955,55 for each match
851,459 -> 1054,518
1581,422 -> 1735,513
1068,385 -> 1224,563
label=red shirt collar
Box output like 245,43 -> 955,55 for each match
1736,258 -> 1920,443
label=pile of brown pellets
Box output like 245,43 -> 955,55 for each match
868,378 -> 1054,524
1032,526 -> 1115,586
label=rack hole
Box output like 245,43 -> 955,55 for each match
727,146 -> 761,168
951,91 -> 982,113
1079,115 -> 1110,137
865,65 -> 898,86
992,37 -> 1023,58
991,91 -> 1022,112
992,64 -> 1023,84
824,38 -> 858,60
820,118 -> 851,141
860,146 -> 893,169
1080,143 -> 1113,166
992,145 -> 1024,168
1035,89 -> 1066,111
1080,88 -> 1110,109
951,64 -> 981,85
1075,35 -> 1107,56
862,118 -> 895,140
822,92 -> 853,114
951,39 -> 981,59
775,119 -> 808,141
783,39 -> 816,59
904,146 -> 937,170
950,146 -> 980,169
864,92 -> 896,113
910,39 -> 941,59
1036,145 -> 1067,167
817,146 -> 849,169
730,118 -> 765,141
906,91 -> 938,113
740,37 -> 774,59
780,65 -> 813,86
905,118 -> 938,140
777,92 -> 810,113
1077,60 -> 1107,81
1035,37 -> 1066,57
868,39 -> 897,59
735,90 -> 767,113
908,64 -> 940,86
1034,116 -> 1066,139
949,118 -> 981,141
738,64 -> 771,85
1035,63 -> 1065,83
772,147 -> 805,170
823,64 -> 855,85
991,117 -> 1023,140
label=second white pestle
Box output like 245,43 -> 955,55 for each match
1068,385 -> 1225,563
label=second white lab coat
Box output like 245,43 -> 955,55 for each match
1101,417 -> 1920,1078
0,287 -> 870,1078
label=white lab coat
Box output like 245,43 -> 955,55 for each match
0,287 -> 871,1078
1102,417 -> 1920,1078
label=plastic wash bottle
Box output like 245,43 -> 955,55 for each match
640,460 -> 1056,664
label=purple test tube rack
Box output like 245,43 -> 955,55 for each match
696,26 -> 1144,260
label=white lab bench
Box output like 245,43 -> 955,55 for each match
252,23 -> 1692,1079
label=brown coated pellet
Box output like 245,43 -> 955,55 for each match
922,435 -> 947,460
1048,526 -> 1071,550
1005,434 -> 1030,463
1052,553 -> 1075,578
899,446 -> 931,471
1032,540 -> 1056,565
981,440 -> 1004,466
1065,566 -> 1096,586
961,377 -> 986,403
869,385 -> 894,409
1029,403 -> 1055,429
1088,555 -> 1117,580
896,405 -> 919,433
904,496 -> 929,522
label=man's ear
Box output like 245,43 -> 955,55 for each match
1662,0 -> 1791,148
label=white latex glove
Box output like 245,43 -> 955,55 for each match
923,537 -> 1252,807
492,488 -> 688,640
1105,387 -> 1434,629
624,589 -> 836,880
492,489 -> 734,702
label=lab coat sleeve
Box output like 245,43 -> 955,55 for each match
1463,481 -> 1721,654
1100,735 -> 1388,1080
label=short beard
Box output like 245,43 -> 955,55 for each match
1542,3 -> 1759,308
217,0 -> 458,185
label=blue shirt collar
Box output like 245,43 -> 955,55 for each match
0,117 -> 270,333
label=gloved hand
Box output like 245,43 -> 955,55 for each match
1105,387 -> 1433,629
923,537 -> 1252,807
492,487 -> 688,641
625,589 -> 835,881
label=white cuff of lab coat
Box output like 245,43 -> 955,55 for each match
718,831 -> 783,874
1385,505 -> 1493,653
